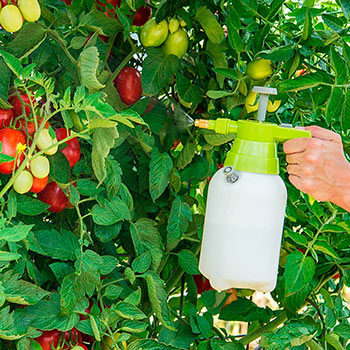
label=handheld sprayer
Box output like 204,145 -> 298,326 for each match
195,87 -> 311,292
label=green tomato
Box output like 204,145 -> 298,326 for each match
246,59 -> 273,80
140,18 -> 168,47
0,5 -> 23,33
162,28 -> 189,59
37,129 -> 58,155
18,0 -> 41,22
30,156 -> 50,179
168,18 -> 179,33
13,170 -> 33,194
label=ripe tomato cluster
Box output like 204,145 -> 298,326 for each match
0,0 -> 41,33
0,91 -> 81,213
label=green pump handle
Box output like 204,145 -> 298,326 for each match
195,118 -> 311,174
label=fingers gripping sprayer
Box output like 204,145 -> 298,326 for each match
195,86 -> 311,293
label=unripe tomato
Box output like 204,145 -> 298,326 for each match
13,170 -> 33,194
30,175 -> 48,193
9,92 -> 35,117
0,129 -> 26,174
267,99 -> 281,113
246,59 -> 273,80
72,345 -> 88,350
140,18 -> 168,47
101,333 -> 127,350
36,129 -> 58,155
132,6 -> 151,27
18,0 -> 41,22
0,109 -> 13,129
162,28 -> 189,59
38,182 -> 68,213
30,156 -> 50,179
70,111 -> 88,132
55,128 -> 81,167
168,18 -> 179,33
114,67 -> 142,105
0,5 -> 23,32
244,91 -> 259,113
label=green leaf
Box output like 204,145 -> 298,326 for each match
6,22 -> 46,60
115,302 -> 146,320
142,48 -> 180,96
203,131 -> 235,146
195,7 -> 225,44
212,68 -> 238,80
92,127 -> 119,184
167,196 -> 193,250
80,10 -> 119,37
149,149 -> 173,201
132,252 -> 152,274
28,229 -> 80,261
78,47 -> 105,91
326,87 -> 344,125
260,45 -> 295,62
130,219 -> 164,271
0,50 -> 23,77
302,7 -> 312,41
284,251 -> 315,295
177,250 -> 200,275
48,152 -> 70,184
120,320 -> 148,334
339,0 -> 350,19
0,59 -> 11,109
226,7 -> 243,52
92,196 -> 131,226
0,252 -> 20,261
0,224 -> 33,242
219,297 -> 272,323
333,324 -> 350,339
141,271 -> 175,331
176,141 -> 196,170
176,73 -> 203,105
325,334 -> 344,350
99,255 -> 118,275
331,46 -> 348,84
16,195 -> 50,216
206,90 -> 234,99
306,340 -> 325,350
128,339 -> 184,350
2,271 -> 50,305
206,41 -> 228,88
155,0 -> 188,22
278,72 -> 332,92
313,238 -> 339,259
105,285 -> 123,300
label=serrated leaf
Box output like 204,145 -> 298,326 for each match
331,46 -> 348,84
326,87 -> 344,125
142,48 -> 180,96
0,224 -> 33,242
176,73 -> 203,105
115,302 -> 146,320
167,196 -> 193,250
284,251 -> 315,295
203,131 -> 235,146
178,250 -> 200,275
149,149 -> 173,201
206,90 -> 234,99
177,141 -> 196,170
279,72 -> 332,92
314,238 -> 339,259
78,47 -> 105,91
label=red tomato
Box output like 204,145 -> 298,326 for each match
0,109 -> 13,129
30,175 -> 48,193
332,272 -> 340,280
0,0 -> 17,4
35,330 -> 60,350
8,91 -> 35,117
63,328 -> 82,348
114,67 -> 142,105
38,182 -> 68,213
132,6 -> 151,26
61,0 -> 71,4
193,275 -> 213,294
170,139 -> 181,150
55,128 -> 81,167
0,129 -> 26,174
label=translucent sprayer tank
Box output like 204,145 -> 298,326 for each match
195,87 -> 311,292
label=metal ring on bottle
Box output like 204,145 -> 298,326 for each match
223,166 -> 239,183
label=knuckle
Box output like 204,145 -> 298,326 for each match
309,138 -> 322,148
305,152 -> 318,164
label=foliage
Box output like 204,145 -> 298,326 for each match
0,0 -> 349,349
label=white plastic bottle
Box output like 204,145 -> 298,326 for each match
199,166 -> 287,292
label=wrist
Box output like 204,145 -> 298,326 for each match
331,163 -> 350,211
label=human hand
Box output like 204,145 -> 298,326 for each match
283,126 -> 350,211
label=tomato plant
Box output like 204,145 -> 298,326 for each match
30,175 -> 48,193
8,91 -> 35,117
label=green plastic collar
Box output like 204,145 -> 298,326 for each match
206,119 -> 311,174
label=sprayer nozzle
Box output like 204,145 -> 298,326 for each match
195,119 -> 210,129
